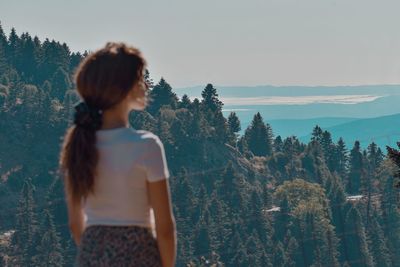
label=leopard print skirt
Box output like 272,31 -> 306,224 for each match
75,225 -> 162,267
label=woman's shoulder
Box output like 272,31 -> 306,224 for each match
128,129 -> 165,154
129,129 -> 162,144
96,127 -> 161,145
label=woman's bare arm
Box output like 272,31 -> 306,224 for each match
65,190 -> 85,246
147,179 -> 177,267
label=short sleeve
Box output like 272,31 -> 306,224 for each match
143,135 -> 170,182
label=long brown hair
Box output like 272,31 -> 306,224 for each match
59,42 -> 147,204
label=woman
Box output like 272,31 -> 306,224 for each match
59,42 -> 176,267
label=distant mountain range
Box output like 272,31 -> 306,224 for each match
174,84 -> 400,149
299,113 -> 400,149
230,113 -> 400,149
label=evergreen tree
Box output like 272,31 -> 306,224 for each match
284,231 -> 300,267
311,125 -> 323,142
335,137 -> 349,179
320,130 -> 336,171
179,94 -> 191,109
50,67 -> 71,101
227,111 -> 241,133
272,241 -> 287,267
381,173 -> 400,266
7,27 -> 22,69
0,21 -> 7,49
144,69 -> 154,89
33,209 -> 64,266
244,112 -> 273,157
200,83 -> 223,112
147,77 -> 178,115
367,142 -> 384,175
10,178 -> 40,266
347,141 -> 364,194
215,161 -> 246,214
20,33 -> 37,81
173,167 -> 197,226
366,210 -> 391,267
327,175 -> 350,264
229,229 -> 247,267
344,205 -> 374,267
0,22 -> 8,74
274,135 -> 283,153
227,111 -> 241,146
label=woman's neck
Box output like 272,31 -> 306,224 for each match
100,104 -> 130,130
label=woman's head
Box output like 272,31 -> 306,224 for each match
76,42 -> 148,112
60,42 -> 147,204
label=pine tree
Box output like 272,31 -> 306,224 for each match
201,83 -> 223,113
20,33 -> 37,81
207,191 -> 232,254
50,67 -> 71,101
179,94 -> 191,109
320,130 -> 336,171
311,125 -> 323,142
227,111 -> 241,146
327,175 -> 350,264
215,161 -> 246,213
10,178 -> 40,266
0,21 -> 7,49
381,174 -> 400,266
272,241 -> 287,267
229,229 -> 247,267
0,22 -> 8,74
144,69 -> 154,89
227,112 -> 241,133
284,231 -> 300,267
244,230 -> 270,267
344,205 -> 374,267
335,137 -> 349,180
147,77 -> 178,115
244,112 -> 273,157
347,141 -> 364,194
193,207 -> 217,260
173,167 -> 197,226
33,209 -> 64,266
7,27 -> 22,69
366,210 -> 391,267
274,135 -> 283,153
367,142 -> 383,172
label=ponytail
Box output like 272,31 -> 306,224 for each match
60,102 -> 103,204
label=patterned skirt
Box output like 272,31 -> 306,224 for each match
75,225 -> 162,267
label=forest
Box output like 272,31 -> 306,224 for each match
0,24 -> 400,267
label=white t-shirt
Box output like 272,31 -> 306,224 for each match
82,126 -> 170,229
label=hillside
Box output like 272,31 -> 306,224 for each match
300,113 -> 400,149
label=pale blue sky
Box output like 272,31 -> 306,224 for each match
1,0 -> 400,88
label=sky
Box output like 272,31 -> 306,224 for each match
1,0 -> 400,88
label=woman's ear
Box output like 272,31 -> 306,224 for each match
128,83 -> 147,111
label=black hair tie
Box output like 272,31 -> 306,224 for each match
73,101 -> 103,130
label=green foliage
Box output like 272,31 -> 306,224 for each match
344,205 -> 374,267
347,141 -> 364,194
201,83 -> 223,113
9,178 -> 40,266
33,209 -> 65,266
227,111 -> 241,146
50,67 -> 71,101
244,112 -> 273,157
147,77 -> 178,115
